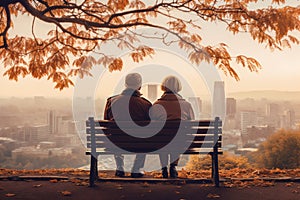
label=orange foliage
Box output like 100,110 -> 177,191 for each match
253,129 -> 300,169
0,0 -> 300,89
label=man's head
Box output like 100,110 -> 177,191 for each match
125,73 -> 142,90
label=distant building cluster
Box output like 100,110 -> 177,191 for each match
0,108 -> 81,162
0,86 -> 300,167
222,97 -> 298,155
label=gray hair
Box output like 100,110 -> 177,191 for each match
161,76 -> 182,93
125,73 -> 142,89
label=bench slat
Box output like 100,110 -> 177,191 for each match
86,128 -> 222,135
86,120 -> 222,128
87,135 -> 222,142
87,141 -> 222,149
86,149 -> 223,155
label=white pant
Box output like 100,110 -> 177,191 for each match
114,154 -> 146,173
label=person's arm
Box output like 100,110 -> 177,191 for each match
188,103 -> 195,120
149,104 -> 167,120
103,98 -> 111,120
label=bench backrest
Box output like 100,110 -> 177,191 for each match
86,117 -> 222,155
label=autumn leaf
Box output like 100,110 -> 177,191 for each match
141,182 -> 149,187
207,193 -> 220,198
1,0 -> 300,89
50,179 -> 58,183
33,184 -> 42,188
76,182 -> 89,186
5,193 -> 16,197
108,58 -> 123,72
285,183 -> 293,187
61,190 -> 72,196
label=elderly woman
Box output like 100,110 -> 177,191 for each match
150,76 -> 194,178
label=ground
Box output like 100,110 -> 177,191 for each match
0,169 -> 300,200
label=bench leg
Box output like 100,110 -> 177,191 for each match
210,153 -> 214,180
212,153 -> 220,187
89,155 -> 98,187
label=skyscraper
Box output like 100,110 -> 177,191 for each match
148,84 -> 158,102
213,81 -> 225,120
240,111 -> 257,135
226,98 -> 237,118
48,110 -> 57,134
280,109 -> 296,129
266,103 -> 280,127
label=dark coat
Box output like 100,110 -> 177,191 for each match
104,88 -> 152,121
150,92 -> 195,120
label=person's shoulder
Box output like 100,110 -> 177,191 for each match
140,97 -> 152,105
105,95 -> 120,103
107,94 -> 119,100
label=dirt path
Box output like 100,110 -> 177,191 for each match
1,180 -> 300,200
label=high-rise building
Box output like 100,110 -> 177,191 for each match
266,103 -> 280,117
265,103 -> 280,127
188,97 -> 202,119
25,124 -> 50,144
280,109 -> 296,129
48,110 -> 57,134
147,84 -> 158,102
240,111 -> 257,135
213,81 -> 225,120
226,98 -> 236,118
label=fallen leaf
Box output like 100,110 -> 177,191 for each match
175,191 -> 180,194
207,193 -> 220,198
286,183 -> 293,187
61,191 -> 72,196
33,184 -> 42,188
76,182 -> 89,186
60,180 -> 69,183
5,193 -> 16,197
142,182 -> 149,187
148,189 -> 152,193
70,179 -> 81,183
50,179 -> 58,183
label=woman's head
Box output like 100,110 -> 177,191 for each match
161,76 -> 182,93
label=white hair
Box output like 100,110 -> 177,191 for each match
125,73 -> 142,89
161,76 -> 182,93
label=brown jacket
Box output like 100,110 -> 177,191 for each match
104,89 -> 152,121
150,92 -> 195,120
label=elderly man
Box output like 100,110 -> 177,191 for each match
104,73 -> 152,178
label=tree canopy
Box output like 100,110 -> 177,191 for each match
1,0 -> 300,89
254,129 -> 300,169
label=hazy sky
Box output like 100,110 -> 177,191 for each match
0,1 -> 300,98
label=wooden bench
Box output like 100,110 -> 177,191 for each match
86,117 -> 222,187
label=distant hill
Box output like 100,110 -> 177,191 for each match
227,90 -> 300,101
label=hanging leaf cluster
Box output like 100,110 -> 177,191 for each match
0,0 -> 300,89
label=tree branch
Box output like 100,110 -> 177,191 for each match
0,6 -> 11,49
